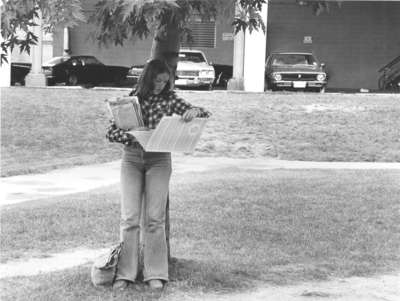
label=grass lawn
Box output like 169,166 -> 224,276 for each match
2,87 -> 400,300
1,168 -> 400,300
2,87 -> 400,176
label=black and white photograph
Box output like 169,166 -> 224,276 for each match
1,0 -> 399,300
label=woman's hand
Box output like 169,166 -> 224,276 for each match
182,108 -> 200,122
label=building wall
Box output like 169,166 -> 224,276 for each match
58,0 -> 234,67
267,1 -> 400,89
54,0 -> 400,89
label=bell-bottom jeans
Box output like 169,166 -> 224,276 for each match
115,144 -> 171,283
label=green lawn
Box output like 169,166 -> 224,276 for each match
1,168 -> 400,300
2,87 -> 400,300
2,87 -> 400,176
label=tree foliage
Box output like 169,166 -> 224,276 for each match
1,0 -> 85,64
0,0 -> 342,64
89,0 -> 269,47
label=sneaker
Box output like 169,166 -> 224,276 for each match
148,279 -> 163,290
113,279 -> 129,291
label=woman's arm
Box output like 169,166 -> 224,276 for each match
106,120 -> 136,145
169,91 -> 211,121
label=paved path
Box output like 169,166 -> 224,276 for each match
2,155 -> 400,206
169,273 -> 400,301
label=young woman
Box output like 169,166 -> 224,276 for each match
106,59 -> 211,291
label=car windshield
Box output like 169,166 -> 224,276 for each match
81,57 -> 103,65
179,52 -> 206,63
44,56 -> 69,66
271,54 -> 317,66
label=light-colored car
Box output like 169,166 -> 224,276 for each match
175,49 -> 215,90
127,49 -> 215,90
265,52 -> 327,92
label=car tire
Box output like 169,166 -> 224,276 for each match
67,74 -> 78,86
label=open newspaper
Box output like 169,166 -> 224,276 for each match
106,96 -> 144,130
127,116 -> 208,153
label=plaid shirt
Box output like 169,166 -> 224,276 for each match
142,90 -> 210,129
106,90 -> 211,145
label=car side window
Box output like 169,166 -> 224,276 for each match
85,57 -> 102,65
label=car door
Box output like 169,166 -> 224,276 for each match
265,55 -> 273,79
64,58 -> 85,85
84,57 -> 107,84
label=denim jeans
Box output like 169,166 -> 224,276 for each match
115,144 -> 171,283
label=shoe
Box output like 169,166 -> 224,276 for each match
148,279 -> 163,290
113,279 -> 129,291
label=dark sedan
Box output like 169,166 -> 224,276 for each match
265,52 -> 327,92
42,55 -> 130,86
11,62 -> 31,85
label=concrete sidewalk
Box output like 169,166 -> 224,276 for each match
2,155 -> 400,206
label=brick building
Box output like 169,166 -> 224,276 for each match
52,0 -> 400,90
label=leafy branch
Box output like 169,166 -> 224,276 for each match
1,0 -> 85,64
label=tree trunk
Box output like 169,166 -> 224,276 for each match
150,21 -> 181,87
150,20 -> 181,262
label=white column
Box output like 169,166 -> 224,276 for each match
243,2 -> 268,92
25,10 -> 46,86
227,29 -> 245,90
227,3 -> 245,90
63,27 -> 70,55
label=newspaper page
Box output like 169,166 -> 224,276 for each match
127,116 -> 208,153
106,96 -> 144,130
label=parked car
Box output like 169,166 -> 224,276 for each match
128,49 -> 215,90
42,55 -> 130,86
175,49 -> 215,90
265,52 -> 327,92
11,62 -> 31,85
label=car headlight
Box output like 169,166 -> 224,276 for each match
199,70 -> 215,78
273,73 -> 282,81
129,68 -> 143,77
317,73 -> 326,81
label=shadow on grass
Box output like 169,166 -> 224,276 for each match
168,257 -> 261,292
0,257 -> 262,301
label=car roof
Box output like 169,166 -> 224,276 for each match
270,52 -> 313,55
179,49 -> 205,54
70,55 -> 96,59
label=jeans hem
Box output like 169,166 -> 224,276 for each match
143,276 -> 169,283
114,276 -> 137,283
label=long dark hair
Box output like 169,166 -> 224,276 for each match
135,59 -> 172,99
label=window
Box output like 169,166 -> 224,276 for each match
179,52 -> 206,63
272,54 -> 317,66
181,18 -> 216,48
84,57 -> 103,65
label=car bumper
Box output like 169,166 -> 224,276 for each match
175,77 -> 214,87
273,80 -> 327,88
